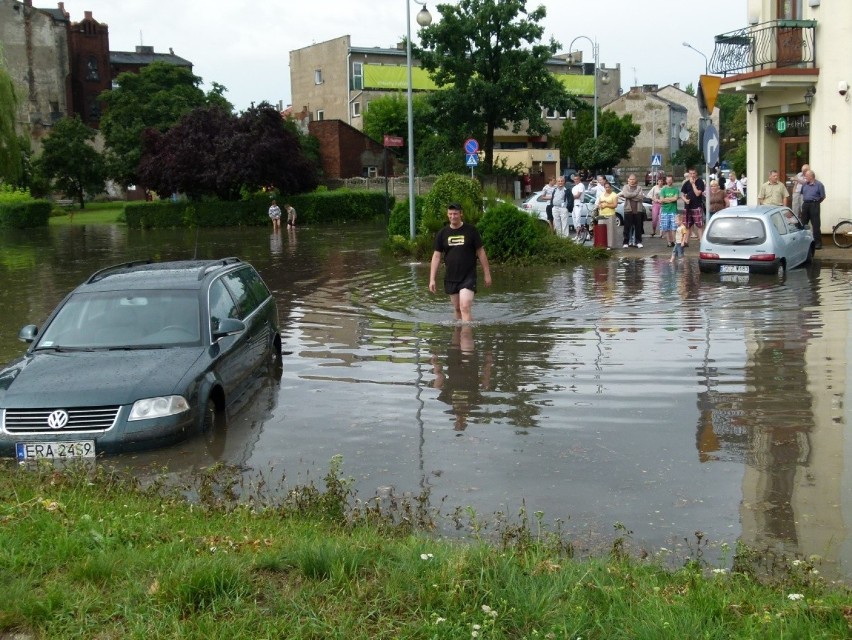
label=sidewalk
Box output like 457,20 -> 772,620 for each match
606,224 -> 852,265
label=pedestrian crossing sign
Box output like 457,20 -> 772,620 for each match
651,153 -> 662,167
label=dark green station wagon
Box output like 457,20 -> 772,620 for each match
0,258 -> 281,461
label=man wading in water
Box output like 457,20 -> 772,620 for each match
429,203 -> 492,322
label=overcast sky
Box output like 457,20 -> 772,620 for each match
66,0 -> 746,112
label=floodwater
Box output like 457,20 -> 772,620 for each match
2,223 -> 851,579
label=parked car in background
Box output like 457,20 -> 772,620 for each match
518,190 -> 550,224
0,258 -> 282,461
698,205 -> 814,276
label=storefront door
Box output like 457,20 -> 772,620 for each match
781,137 -> 808,191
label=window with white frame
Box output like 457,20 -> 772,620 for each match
352,62 -> 363,90
314,69 -> 323,85
351,101 -> 361,117
316,110 -> 324,121
367,166 -> 378,178
545,108 -> 560,119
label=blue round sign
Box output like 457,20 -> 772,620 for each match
464,138 -> 479,154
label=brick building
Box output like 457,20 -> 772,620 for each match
308,119 -> 400,179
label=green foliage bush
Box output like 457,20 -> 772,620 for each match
124,190 -> 392,229
0,200 -> 51,228
421,174 -> 483,235
387,196 -> 424,237
0,184 -> 32,203
477,202 -> 550,262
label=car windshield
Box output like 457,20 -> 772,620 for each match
705,217 -> 767,245
36,290 -> 202,349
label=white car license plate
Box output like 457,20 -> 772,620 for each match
720,264 -> 749,274
16,440 -> 96,462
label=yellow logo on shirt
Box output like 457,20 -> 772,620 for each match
447,235 -> 465,246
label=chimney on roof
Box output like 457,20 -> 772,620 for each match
136,45 -> 154,54
169,47 -> 174,54
24,0 -> 32,7
673,82 -> 680,90
84,10 -> 92,19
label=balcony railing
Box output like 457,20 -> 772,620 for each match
709,19 -> 816,77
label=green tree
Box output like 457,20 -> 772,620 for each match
0,61 -> 23,185
35,116 -> 106,208
671,142 -> 702,169
558,109 -> 640,171
417,0 -> 580,173
717,93 -> 746,164
99,62 -> 230,187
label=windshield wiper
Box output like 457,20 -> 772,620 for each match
732,236 -> 760,244
34,345 -> 93,352
105,344 -> 167,351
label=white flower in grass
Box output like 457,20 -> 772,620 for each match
481,604 -> 497,617
435,617 -> 446,624
792,559 -> 804,567
471,633 -> 479,639
420,553 -> 434,560
472,624 -> 481,630
787,593 -> 805,601
712,568 -> 729,575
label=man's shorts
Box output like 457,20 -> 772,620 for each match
445,277 -> 477,295
685,207 -> 704,227
660,211 -> 676,232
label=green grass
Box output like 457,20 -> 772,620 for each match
0,460 -> 849,639
49,201 -> 126,226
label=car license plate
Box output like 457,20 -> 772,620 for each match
720,264 -> 749,274
16,440 -> 96,462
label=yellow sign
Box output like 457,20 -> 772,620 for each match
699,74 -> 722,114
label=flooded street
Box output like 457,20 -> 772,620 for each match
2,223 -> 851,579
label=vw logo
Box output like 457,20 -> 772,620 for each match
47,410 -> 70,430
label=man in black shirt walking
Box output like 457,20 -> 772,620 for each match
429,203 -> 492,322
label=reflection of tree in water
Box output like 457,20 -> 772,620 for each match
696,267 -> 820,554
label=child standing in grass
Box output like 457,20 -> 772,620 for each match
670,213 -> 687,264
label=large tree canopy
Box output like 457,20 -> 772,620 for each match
35,116 -> 106,208
416,0 -> 580,173
99,62 -> 232,187
558,109 -> 640,172
138,103 -> 317,201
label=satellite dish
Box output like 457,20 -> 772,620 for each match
679,124 -> 689,142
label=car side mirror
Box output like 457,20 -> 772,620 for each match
212,317 -> 246,340
18,325 -> 38,343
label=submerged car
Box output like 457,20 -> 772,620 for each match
0,258 -> 281,461
698,205 -> 814,275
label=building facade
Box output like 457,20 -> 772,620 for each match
1,0 -> 192,148
289,35 -> 621,184
712,0 -> 850,232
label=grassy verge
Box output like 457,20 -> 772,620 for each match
49,202 -> 126,226
0,459 -> 849,639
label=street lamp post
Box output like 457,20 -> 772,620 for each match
406,1 -> 432,239
567,36 -> 601,138
682,42 -> 708,74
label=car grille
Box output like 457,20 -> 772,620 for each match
3,406 -> 120,434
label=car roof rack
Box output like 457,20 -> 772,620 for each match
199,257 -> 242,277
86,259 -> 153,284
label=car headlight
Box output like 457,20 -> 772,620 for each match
128,395 -> 190,421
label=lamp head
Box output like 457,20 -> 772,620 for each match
416,5 -> 432,27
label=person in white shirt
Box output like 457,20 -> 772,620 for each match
791,163 -> 809,218
570,174 -> 586,236
551,176 -> 570,237
541,177 -> 556,232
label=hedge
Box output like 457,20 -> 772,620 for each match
0,200 -> 52,228
124,190 -> 393,229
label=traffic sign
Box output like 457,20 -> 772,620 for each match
464,138 -> 479,154
465,153 -> 479,167
697,74 -> 722,118
650,153 -> 662,167
383,135 -> 404,147
703,123 -> 719,167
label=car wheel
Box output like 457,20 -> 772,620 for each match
615,214 -> 623,227
777,259 -> 787,278
804,244 -> 815,264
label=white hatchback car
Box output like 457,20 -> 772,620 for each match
698,205 -> 815,276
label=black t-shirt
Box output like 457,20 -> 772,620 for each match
681,178 -> 706,209
433,223 -> 482,284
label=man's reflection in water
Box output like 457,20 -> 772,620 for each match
269,230 -> 282,255
431,324 -> 492,431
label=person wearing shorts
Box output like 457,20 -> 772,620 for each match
429,203 -> 492,322
268,200 -> 282,230
659,175 -> 680,247
680,168 -> 705,241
